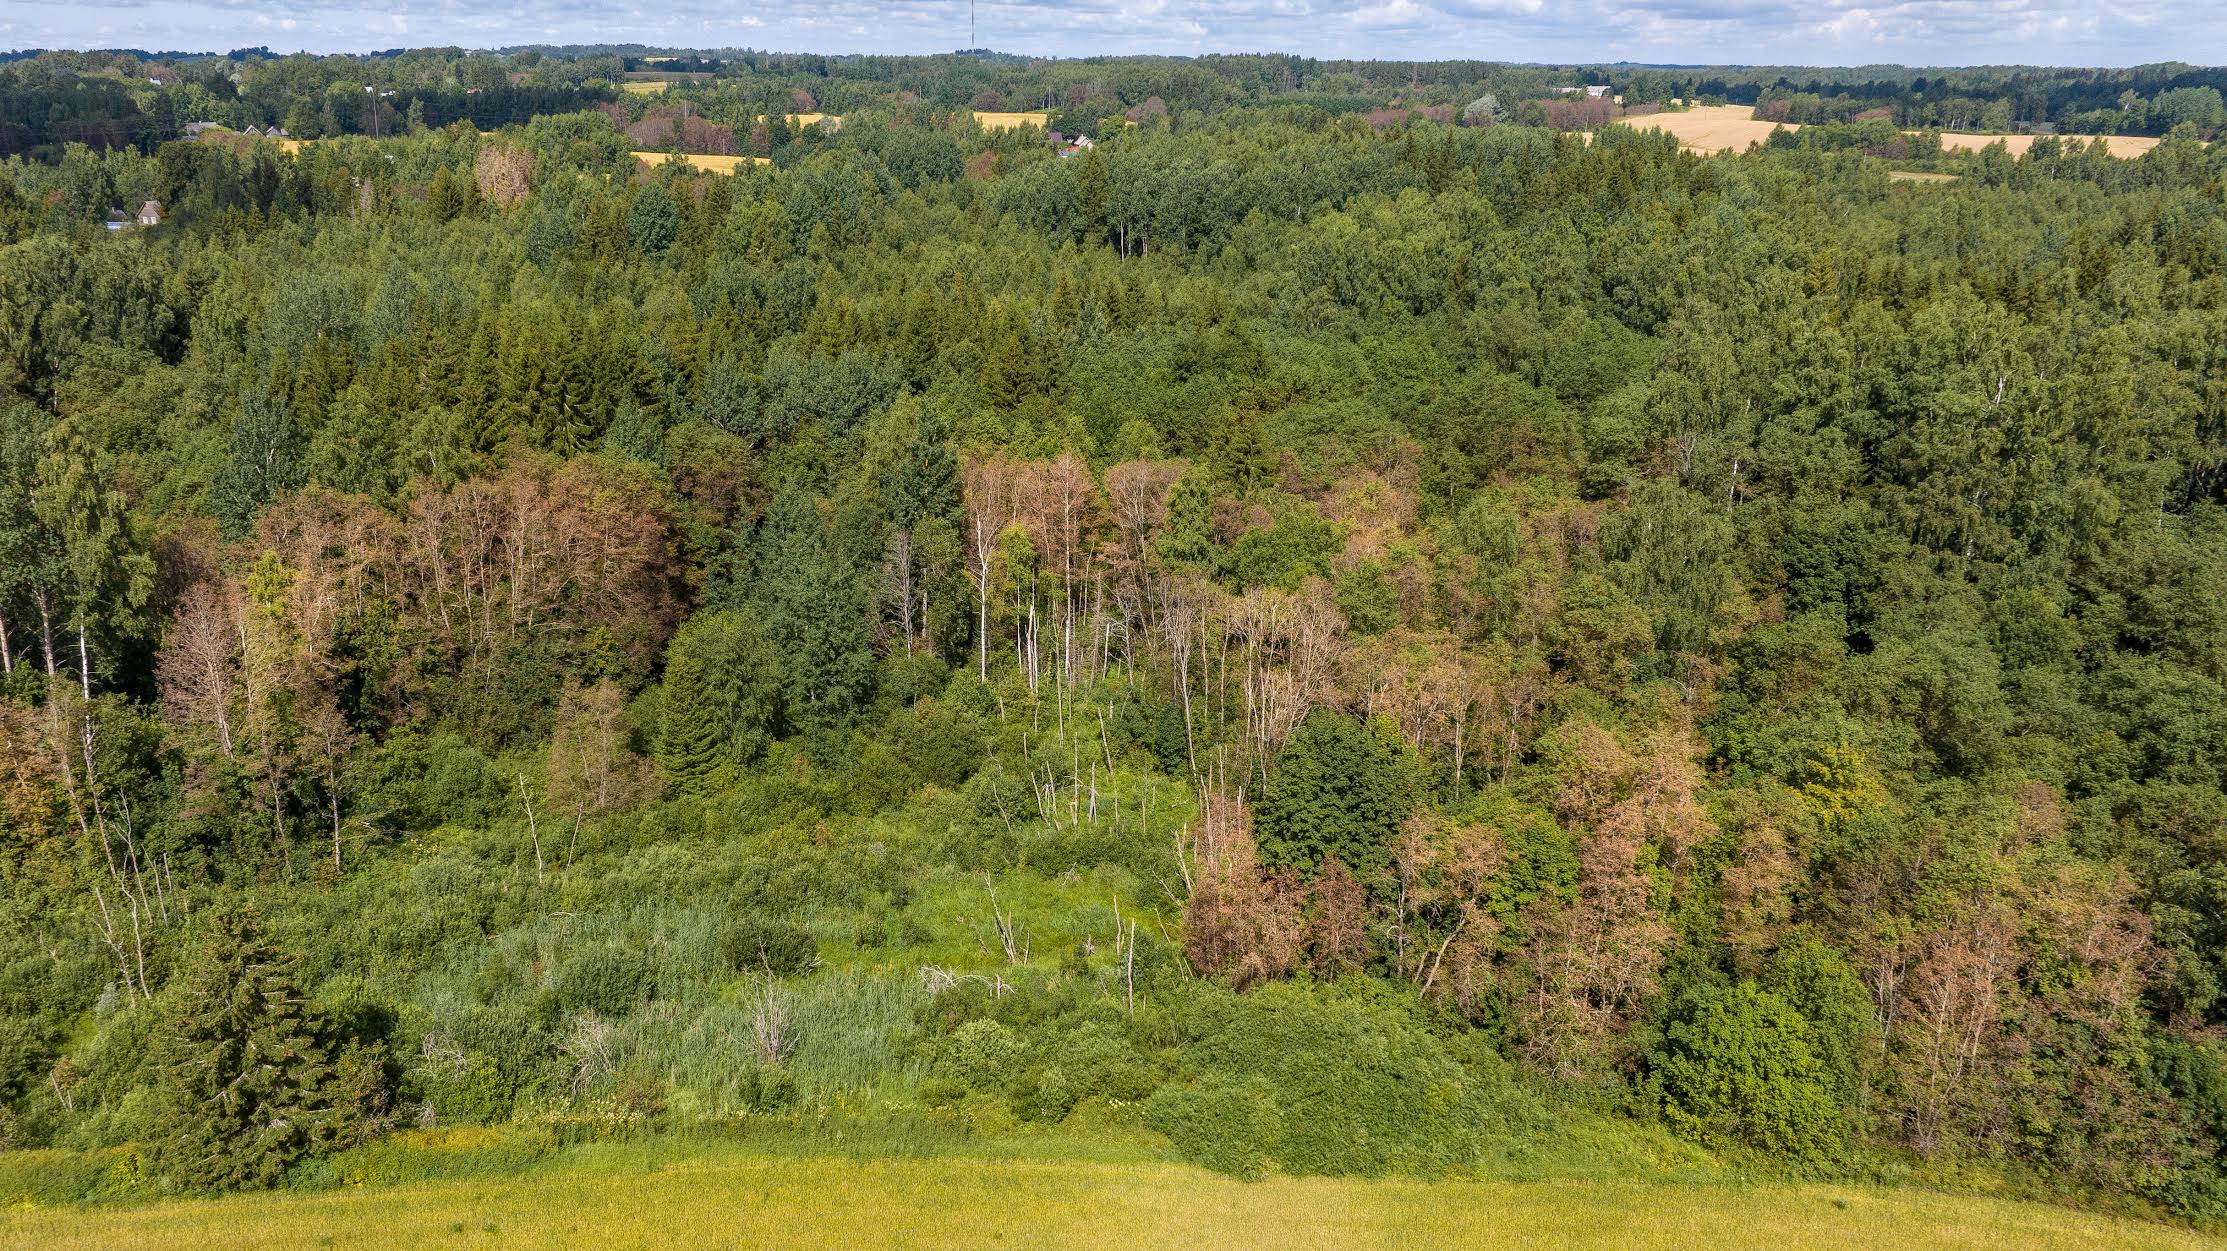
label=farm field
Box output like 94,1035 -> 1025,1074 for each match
0,1148 -> 2213,1251
974,109 -> 1054,131
1933,130 -> 2161,156
1617,103 -> 1795,153
620,81 -> 669,95
1612,104 -> 2168,157
631,150 -> 769,172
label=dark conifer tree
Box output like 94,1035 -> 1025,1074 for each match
153,906 -> 342,1192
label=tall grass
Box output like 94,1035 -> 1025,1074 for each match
3,1148 -> 2213,1251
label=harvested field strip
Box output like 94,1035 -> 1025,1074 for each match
631,151 -> 768,172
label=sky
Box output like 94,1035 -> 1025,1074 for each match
2,0 -> 2220,68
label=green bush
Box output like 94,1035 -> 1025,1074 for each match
1154,983 -> 1490,1178
1144,1075 -> 1282,1179
716,914 -> 817,978
1254,710 -> 1415,885
937,1019 -> 1023,1092
1649,982 -> 1846,1159
549,943 -> 655,1017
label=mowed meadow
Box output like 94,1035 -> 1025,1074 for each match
1,1148 -> 2215,1251
1609,102 -> 2168,156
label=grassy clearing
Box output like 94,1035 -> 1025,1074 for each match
1933,131 -> 2161,157
0,1144 -> 2212,1251
1617,104 -> 2171,158
974,110 -> 1053,132
1620,104 -> 1793,153
620,81 -> 671,95
631,151 -> 769,173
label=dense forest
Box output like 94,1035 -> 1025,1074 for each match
4,45 -> 2227,1227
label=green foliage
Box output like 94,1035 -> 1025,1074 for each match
1255,710 -> 1415,885
627,183 -> 680,256
716,913 -> 816,977
1649,982 -> 1846,1159
1151,983 -> 1501,1178
937,1019 -> 1023,1092
151,907 -> 348,1192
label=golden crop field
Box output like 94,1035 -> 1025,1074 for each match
631,151 -> 769,173
1614,104 -> 2170,159
974,110 -> 1054,132
0,1150 -> 2214,1251
1617,104 -> 1796,153
1934,131 -> 2161,157
620,81 -> 669,96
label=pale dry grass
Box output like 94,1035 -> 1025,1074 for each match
1887,170 -> 1961,183
631,151 -> 770,173
620,81 -> 670,96
974,110 -> 1054,132
0,1152 -> 2214,1251
1933,131 -> 2161,157
1617,104 -> 1796,154
1615,104 -> 2170,160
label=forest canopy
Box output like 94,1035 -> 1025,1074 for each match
3,45 -> 2227,1227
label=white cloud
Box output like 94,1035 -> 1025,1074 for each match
1,0 -> 2219,64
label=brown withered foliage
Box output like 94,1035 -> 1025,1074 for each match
473,143 -> 534,208
1305,857 -> 1370,976
1182,791 -> 1301,990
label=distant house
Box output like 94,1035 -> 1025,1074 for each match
137,201 -> 161,227
104,211 -> 128,232
1046,130 -> 1066,146
241,124 -> 263,138
268,127 -> 291,139
1055,134 -> 1095,159
1584,85 -> 1612,99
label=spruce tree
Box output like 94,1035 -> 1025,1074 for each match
209,383 -> 307,539
656,643 -> 729,795
753,491 -> 873,744
1254,710 -> 1415,886
153,906 -> 341,1192
890,403 -> 962,533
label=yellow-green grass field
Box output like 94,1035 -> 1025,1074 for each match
631,151 -> 771,173
1,1148 -> 2214,1251
974,110 -> 1054,131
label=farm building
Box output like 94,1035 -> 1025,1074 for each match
137,201 -> 161,227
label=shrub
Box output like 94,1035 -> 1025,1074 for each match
1649,982 -> 1846,1158
0,1147 -> 141,1205
1144,1075 -> 1281,1179
938,1019 -> 1023,1091
549,943 -> 655,1017
716,914 -> 817,978
1155,983 -> 1489,1178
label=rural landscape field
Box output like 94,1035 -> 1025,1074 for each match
4,36 -> 2227,1251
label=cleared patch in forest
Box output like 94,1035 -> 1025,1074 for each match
973,110 -> 1053,132
1613,104 -> 2170,159
1934,131 -> 2161,157
1617,103 -> 1795,153
631,151 -> 769,173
